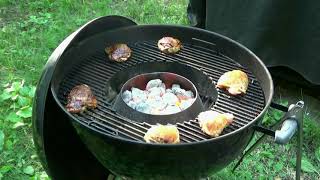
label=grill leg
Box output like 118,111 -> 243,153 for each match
296,108 -> 303,180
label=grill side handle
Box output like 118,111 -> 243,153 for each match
252,101 -> 304,144
275,101 -> 304,180
274,119 -> 297,144
252,101 -> 304,180
274,101 -> 304,144
234,101 -> 304,180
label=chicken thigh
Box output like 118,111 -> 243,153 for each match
144,125 -> 180,144
105,43 -> 132,62
157,37 -> 182,54
66,84 -> 97,113
216,70 -> 249,95
198,110 -> 234,137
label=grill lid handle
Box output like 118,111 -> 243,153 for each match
274,101 -> 304,144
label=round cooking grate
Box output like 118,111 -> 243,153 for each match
57,40 -> 265,143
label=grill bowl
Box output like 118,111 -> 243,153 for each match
50,22 -> 273,179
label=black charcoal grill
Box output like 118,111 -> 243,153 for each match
32,16 -> 304,180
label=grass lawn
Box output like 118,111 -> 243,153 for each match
0,0 -> 320,179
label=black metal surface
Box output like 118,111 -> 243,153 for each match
270,102 -> 289,112
49,24 -> 273,179
253,125 -> 275,137
75,120 -> 254,179
44,93 -> 109,180
113,72 -> 205,124
32,15 -> 137,179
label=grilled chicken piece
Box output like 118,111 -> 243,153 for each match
105,43 -> 132,62
216,70 -> 249,95
144,125 -> 180,144
66,84 -> 97,113
157,37 -> 182,54
198,110 -> 234,137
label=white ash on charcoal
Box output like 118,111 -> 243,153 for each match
162,92 -> 179,106
185,90 -> 195,98
135,102 -> 151,114
179,99 -> 195,110
162,105 -> 181,115
123,79 -> 196,115
122,90 -> 132,103
147,86 -> 165,99
166,89 -> 173,93
171,84 -> 181,94
146,96 -> 167,111
131,87 -> 147,102
146,79 -> 165,90
127,100 -> 137,109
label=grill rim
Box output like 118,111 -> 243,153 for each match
50,24 -> 274,146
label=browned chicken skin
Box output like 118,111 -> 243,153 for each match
144,125 -> 180,144
198,110 -> 234,137
66,84 -> 97,113
216,70 -> 249,95
157,37 -> 182,54
105,43 -> 132,62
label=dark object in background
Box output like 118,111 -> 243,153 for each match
187,0 -> 206,28
187,0 -> 320,87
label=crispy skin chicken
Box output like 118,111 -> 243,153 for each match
157,37 -> 182,54
198,110 -> 234,137
144,125 -> 180,144
216,70 -> 249,95
105,43 -> 132,62
66,84 -> 97,113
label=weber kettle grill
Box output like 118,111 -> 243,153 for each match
32,16 -> 305,180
